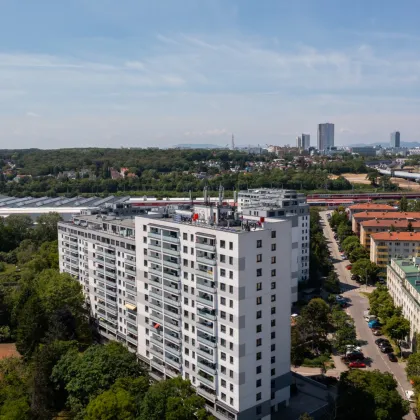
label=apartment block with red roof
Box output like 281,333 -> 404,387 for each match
370,231 -> 420,268
347,203 -> 395,222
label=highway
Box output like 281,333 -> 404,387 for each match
320,211 -> 415,419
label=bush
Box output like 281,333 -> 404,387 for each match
302,354 -> 331,368
0,261 -> 5,272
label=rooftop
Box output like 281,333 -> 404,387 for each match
392,258 -> 420,276
348,203 -> 394,210
354,211 -> 420,220
361,219 -> 420,228
371,232 -> 420,241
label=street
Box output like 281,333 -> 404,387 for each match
320,211 -> 415,420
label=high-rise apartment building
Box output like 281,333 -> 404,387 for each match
237,189 -> 310,303
301,134 -> 310,149
58,201 -> 292,420
390,131 -> 401,148
317,123 -> 334,151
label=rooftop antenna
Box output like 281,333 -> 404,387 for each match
231,134 -> 235,150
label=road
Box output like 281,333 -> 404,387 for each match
320,211 -> 415,420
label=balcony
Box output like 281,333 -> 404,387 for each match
127,323 -> 138,334
150,310 -> 163,322
125,265 -> 136,274
195,242 -> 216,252
162,235 -> 180,244
162,272 -> 180,282
196,268 -> 214,279
148,232 -> 162,240
149,244 -> 161,252
164,294 -> 181,306
165,355 -> 181,369
164,330 -> 181,344
150,334 -> 163,347
197,280 -> 216,294
148,255 -> 162,265
163,282 -> 180,293
150,275 -> 162,286
165,344 -> 181,357
149,267 -> 162,276
150,358 -> 165,370
198,359 -> 217,375
197,371 -> 215,388
148,299 -> 164,312
162,259 -> 181,269
197,308 -> 216,321
197,256 -> 217,266
164,317 -> 181,331
149,290 -> 163,301
196,346 -> 216,363
196,294 -> 215,308
197,334 -> 217,348
197,385 -> 216,402
162,247 -> 180,257
197,320 -> 215,335
149,345 -> 164,358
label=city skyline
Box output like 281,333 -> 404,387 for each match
1,1 -> 420,148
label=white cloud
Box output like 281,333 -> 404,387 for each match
26,111 -> 40,117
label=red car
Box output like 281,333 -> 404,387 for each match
349,361 -> 366,368
346,264 -> 352,270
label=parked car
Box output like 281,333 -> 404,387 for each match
372,329 -> 382,336
368,320 -> 380,328
345,352 -> 365,361
388,353 -> 398,362
375,338 -> 388,345
381,346 -> 393,353
349,361 -> 366,368
346,264 -> 352,270
351,274 -> 359,280
365,315 -> 377,322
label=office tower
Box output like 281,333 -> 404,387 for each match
317,123 -> 334,151
390,131 -> 400,148
237,189 -> 310,303
58,200 -> 292,420
296,136 -> 302,148
301,134 -> 310,150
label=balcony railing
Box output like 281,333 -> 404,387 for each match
197,308 -> 216,320
164,330 -> 181,344
149,267 -> 162,276
164,294 -> 181,306
162,247 -> 180,257
196,280 -> 216,294
148,256 -> 162,265
197,256 -> 217,266
148,300 -> 164,312
197,371 -> 215,388
198,359 -> 217,375
195,242 -> 216,252
196,346 -> 216,363
165,355 -> 181,369
148,232 -> 162,240
162,259 -> 181,269
162,272 -> 180,282
149,244 -> 162,252
149,290 -> 163,301
165,344 -> 181,357
162,235 -> 180,244
196,269 -> 214,279
197,334 -> 217,348
197,321 -> 215,335
163,282 -> 179,293
196,295 -> 215,308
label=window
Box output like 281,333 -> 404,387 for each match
271,319 -> 276,327
229,300 -> 233,308
183,272 -> 188,280
230,356 -> 234,364
230,342 -> 234,350
257,268 -> 262,277
229,242 -> 233,250
271,344 -> 276,351
271,282 -> 276,289
220,240 -> 226,248
256,324 -> 262,333
230,397 -> 234,405
190,234 -> 194,241
230,328 -> 234,337
256,365 -> 262,374
271,307 -> 276,314
271,269 -> 276,277
256,379 -> 261,387
257,240 -> 262,248
183,245 -> 188,253
220,268 -> 226,277
220,283 -> 226,291
256,338 -> 262,347
221,393 -> 226,401
256,393 -> 262,401
271,368 -> 275,376
229,256 -> 233,264
256,352 -> 262,360
229,314 -> 234,322
229,271 -> 233,279
230,370 -> 234,378
271,256 -> 276,264
256,282 -> 262,291
220,311 -> 226,319
256,310 -> 262,319
230,384 -> 234,392
271,231 -> 276,238
257,254 -> 262,262
221,365 -> 226,374
183,259 -> 188,267
183,233 -> 187,240
221,352 -> 226,361
271,295 -> 276,302
271,332 -> 276,339
221,379 -> 226,387
221,325 -> 226,333
271,243 -> 276,251
229,285 -> 233,294
220,254 -> 226,263
221,338 -> 226,347
256,406 -> 262,415
220,297 -> 226,305
256,297 -> 262,305
271,356 -> 276,364
191,248 -> 194,255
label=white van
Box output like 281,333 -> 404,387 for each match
364,315 -> 377,322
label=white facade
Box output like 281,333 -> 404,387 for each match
58,204 -> 293,420
237,189 -> 310,303
317,123 -> 334,151
387,257 -> 420,342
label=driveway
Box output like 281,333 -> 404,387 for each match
320,211 -> 415,419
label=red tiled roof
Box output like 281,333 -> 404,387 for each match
371,232 -> 420,241
348,203 -> 395,210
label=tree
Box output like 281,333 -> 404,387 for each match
341,235 -> 359,251
337,222 -> 352,242
85,377 -> 149,420
140,377 -> 212,420
51,342 -> 146,414
32,213 -> 62,243
337,369 -> 409,419
299,414 -> 314,420
291,326 -> 306,366
399,196 -> 408,212
384,315 -> 410,341
406,353 -> 420,380
351,259 -> 380,284
348,246 -> 368,263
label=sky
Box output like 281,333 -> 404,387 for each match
1,0 -> 420,149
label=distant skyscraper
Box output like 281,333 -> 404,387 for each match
390,131 -> 400,148
296,136 -> 302,148
317,123 -> 334,151
301,134 -> 310,149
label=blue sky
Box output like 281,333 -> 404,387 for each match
1,0 -> 420,148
